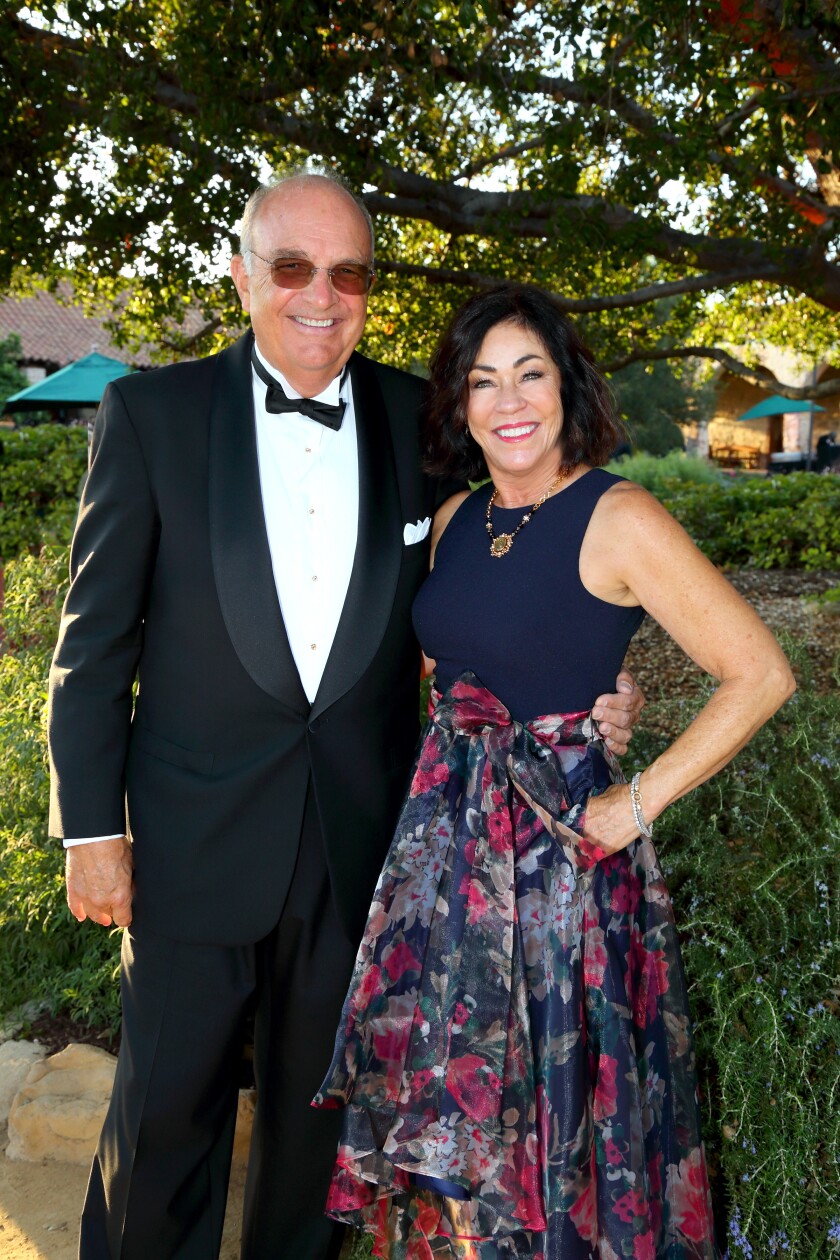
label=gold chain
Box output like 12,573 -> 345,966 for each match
485,466 -> 574,557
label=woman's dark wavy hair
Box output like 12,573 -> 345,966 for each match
424,283 -> 624,482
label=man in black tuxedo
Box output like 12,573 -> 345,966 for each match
48,173 -> 643,1260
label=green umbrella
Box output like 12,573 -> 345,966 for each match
4,351 -> 133,412
738,394 -> 824,420
738,394 -> 825,471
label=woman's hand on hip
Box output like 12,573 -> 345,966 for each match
582,784 -> 641,855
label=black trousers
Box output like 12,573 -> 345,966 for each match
79,787 -> 357,1260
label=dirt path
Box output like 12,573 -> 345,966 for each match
0,1134 -> 246,1259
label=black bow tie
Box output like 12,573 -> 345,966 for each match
251,347 -> 347,430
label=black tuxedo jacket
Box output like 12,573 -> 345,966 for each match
48,332 -> 445,945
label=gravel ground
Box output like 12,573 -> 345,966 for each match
623,569 -> 840,731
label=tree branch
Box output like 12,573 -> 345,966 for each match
457,136 -> 547,181
716,81 -> 840,138
158,316 -> 223,352
601,344 -> 840,400
435,28 -> 840,225
363,176 -> 840,309
376,259 -> 792,310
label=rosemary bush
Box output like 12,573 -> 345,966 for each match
0,547 -> 122,1031
631,643 -> 840,1258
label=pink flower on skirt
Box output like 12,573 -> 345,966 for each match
349,964 -> 383,1017
593,1053 -> 619,1122
464,879 -> 490,925
612,1187 -> 647,1225
373,1023 -> 410,1067
569,1176 -> 597,1243
411,756 -> 450,797
670,1149 -> 715,1242
629,930 -> 671,1027
610,871 -> 643,915
383,941 -> 422,981
583,926 -> 608,988
446,1053 -> 502,1123
633,1231 -> 657,1260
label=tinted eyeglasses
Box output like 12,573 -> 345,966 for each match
249,252 -> 375,295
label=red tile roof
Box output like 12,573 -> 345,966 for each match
0,281 -> 226,369
0,283 -> 157,369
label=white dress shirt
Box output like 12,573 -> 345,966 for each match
252,342 -> 359,701
64,342 -> 359,847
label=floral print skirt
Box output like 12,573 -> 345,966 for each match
313,673 -> 718,1259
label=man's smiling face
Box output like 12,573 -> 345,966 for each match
231,178 -> 373,397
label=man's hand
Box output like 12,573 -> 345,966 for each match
66,837 -> 134,927
591,670 -> 645,756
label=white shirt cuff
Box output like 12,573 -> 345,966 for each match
63,834 -> 125,848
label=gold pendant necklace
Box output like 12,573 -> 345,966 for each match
485,466 -> 573,557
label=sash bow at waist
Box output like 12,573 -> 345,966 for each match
365,674 -> 613,1167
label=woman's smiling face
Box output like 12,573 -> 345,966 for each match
466,320 -> 565,493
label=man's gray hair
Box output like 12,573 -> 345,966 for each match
238,169 -> 375,273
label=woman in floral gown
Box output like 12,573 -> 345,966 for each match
313,284 -> 794,1259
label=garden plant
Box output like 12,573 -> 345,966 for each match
0,425 -> 88,563
611,456 -> 840,572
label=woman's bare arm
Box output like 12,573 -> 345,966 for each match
579,481 -> 795,852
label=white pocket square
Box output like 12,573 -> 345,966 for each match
403,517 -> 431,545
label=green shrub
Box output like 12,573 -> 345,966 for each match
0,333 -> 29,406
609,358 -> 713,458
606,450 -> 724,496
0,547 -> 121,1031
628,643 -> 840,1259
660,473 -> 840,570
0,424 -> 88,562
607,460 -> 840,569
807,585 -> 840,609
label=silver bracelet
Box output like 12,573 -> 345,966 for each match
630,772 -> 654,839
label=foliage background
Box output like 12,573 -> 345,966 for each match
0,333 -> 28,407
0,426 -> 88,563
2,2 -> 839,405
0,548 -> 122,1034
608,458 -> 840,570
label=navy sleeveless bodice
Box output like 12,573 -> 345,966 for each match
412,468 -> 645,722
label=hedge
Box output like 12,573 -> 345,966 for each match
0,425 -> 88,563
609,456 -> 840,571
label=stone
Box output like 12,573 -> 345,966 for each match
0,1040 -> 47,1124
6,1042 -> 117,1164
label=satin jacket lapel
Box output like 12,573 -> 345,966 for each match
309,354 -> 402,721
209,332 -> 309,716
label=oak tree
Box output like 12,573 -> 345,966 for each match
2,1 -> 838,396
